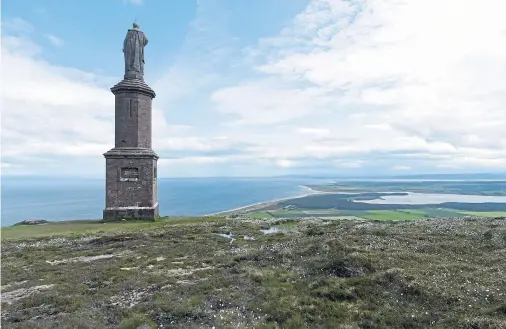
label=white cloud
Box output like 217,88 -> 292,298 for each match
2,17 -> 33,33
211,0 -> 506,171
45,34 -> 64,47
276,159 -> 294,168
211,81 -> 333,125
1,162 -> 21,169
156,136 -> 227,151
296,127 -> 330,137
393,165 -> 411,171
0,28 -> 242,176
123,0 -> 144,5
3,0 -> 506,177
334,160 -> 365,169
160,156 -> 230,166
1,35 -> 114,160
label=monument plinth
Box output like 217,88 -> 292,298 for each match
103,23 -> 159,221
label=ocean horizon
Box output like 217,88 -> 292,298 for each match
0,177 -> 328,227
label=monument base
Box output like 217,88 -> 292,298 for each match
103,203 -> 159,221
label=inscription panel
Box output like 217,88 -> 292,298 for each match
120,167 -> 139,182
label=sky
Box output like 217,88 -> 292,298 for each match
2,0 -> 506,178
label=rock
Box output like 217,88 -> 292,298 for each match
13,220 -> 49,226
2,284 -> 55,304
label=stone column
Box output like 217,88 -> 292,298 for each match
103,75 -> 159,220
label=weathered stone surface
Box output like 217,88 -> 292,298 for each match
103,153 -> 158,213
103,206 -> 159,221
111,78 -> 155,98
103,137 -> 159,220
13,220 -> 49,226
112,85 -> 155,149
103,24 -> 158,221
123,22 -> 148,79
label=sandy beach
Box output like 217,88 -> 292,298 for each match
205,185 -> 330,216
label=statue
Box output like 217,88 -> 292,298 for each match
123,22 -> 148,79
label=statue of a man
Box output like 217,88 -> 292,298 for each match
123,22 -> 148,78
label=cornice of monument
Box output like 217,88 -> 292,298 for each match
103,147 -> 159,159
111,78 -> 156,99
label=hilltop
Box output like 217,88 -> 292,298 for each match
1,216 -> 506,328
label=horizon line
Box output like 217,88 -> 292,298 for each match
2,172 -> 506,180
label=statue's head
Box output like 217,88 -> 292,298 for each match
133,22 -> 140,29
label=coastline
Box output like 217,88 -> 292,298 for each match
205,185 -> 331,216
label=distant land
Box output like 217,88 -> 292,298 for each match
2,176 -> 505,327
275,172 -> 506,180
3,174 -> 506,226
223,179 -> 506,221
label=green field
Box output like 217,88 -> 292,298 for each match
242,207 -> 506,222
309,216 -> 364,221
359,210 -> 422,221
1,220 -> 158,241
268,209 -> 305,217
301,209 -> 340,214
228,180 -> 506,221
459,211 -> 506,217
239,211 -> 273,219
0,217 -> 226,241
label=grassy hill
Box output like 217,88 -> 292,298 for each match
1,216 -> 506,328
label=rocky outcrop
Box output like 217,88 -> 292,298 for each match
13,219 -> 49,226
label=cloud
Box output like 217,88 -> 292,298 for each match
156,136 -> 254,158
1,35 -> 113,161
2,17 -> 34,33
123,0 -> 144,5
160,156 -> 231,166
152,0 -> 241,110
3,0 -> 506,177
0,21 -> 244,176
211,81 -> 333,125
393,165 -> 411,171
1,162 -> 21,169
45,34 -> 64,47
210,0 -> 506,171
276,159 -> 294,168
296,127 -> 330,137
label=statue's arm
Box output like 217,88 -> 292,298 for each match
123,37 -> 127,52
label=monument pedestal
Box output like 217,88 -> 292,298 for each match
103,204 -> 158,220
103,78 -> 158,221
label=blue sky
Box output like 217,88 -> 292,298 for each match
2,0 -> 506,178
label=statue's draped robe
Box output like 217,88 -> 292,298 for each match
123,28 -> 148,75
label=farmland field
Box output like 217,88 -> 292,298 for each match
242,207 -> 505,222
207,180 -> 506,221
459,211 -> 506,217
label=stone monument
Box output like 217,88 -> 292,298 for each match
103,22 -> 159,220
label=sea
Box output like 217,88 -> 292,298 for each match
3,177 -> 506,227
0,177 -> 328,227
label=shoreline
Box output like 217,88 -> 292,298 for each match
205,185 -> 334,216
